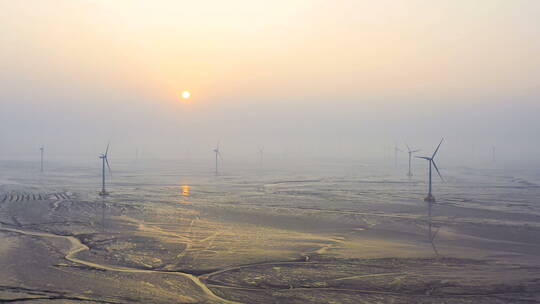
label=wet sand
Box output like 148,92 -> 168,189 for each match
0,163 -> 539,303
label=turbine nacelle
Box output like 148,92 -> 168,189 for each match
213,141 -> 221,154
415,156 -> 444,183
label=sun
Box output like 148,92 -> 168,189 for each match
181,91 -> 191,100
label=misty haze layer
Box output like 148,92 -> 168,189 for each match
1,0 -> 539,163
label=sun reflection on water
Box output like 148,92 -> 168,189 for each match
179,185 -> 191,204
181,185 -> 190,197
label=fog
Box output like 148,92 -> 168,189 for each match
1,0 -> 539,166
2,3 -> 540,302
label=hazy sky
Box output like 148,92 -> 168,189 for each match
1,0 -> 539,163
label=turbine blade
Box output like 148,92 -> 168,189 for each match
105,142 -> 110,156
415,156 -> 431,160
412,149 -> 421,153
432,160 -> 444,182
105,158 -> 112,174
432,138 -> 444,158
405,143 -> 411,153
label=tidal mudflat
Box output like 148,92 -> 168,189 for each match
0,160 -> 539,303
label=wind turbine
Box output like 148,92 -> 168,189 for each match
39,146 -> 44,172
99,143 -> 112,196
394,144 -> 403,168
416,138 -> 444,203
416,138 -> 444,251
213,142 -> 222,174
258,146 -> 264,167
405,144 -> 420,177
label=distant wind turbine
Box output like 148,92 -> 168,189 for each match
39,146 -> 44,172
405,144 -> 420,177
416,138 -> 444,203
258,146 -> 264,167
99,143 -> 112,196
394,144 -> 403,168
213,142 -> 222,174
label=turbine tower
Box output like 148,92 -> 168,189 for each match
416,138 -> 444,203
39,146 -> 44,172
213,142 -> 222,174
99,143 -> 112,196
258,146 -> 264,167
405,144 -> 420,177
394,144 -> 403,168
